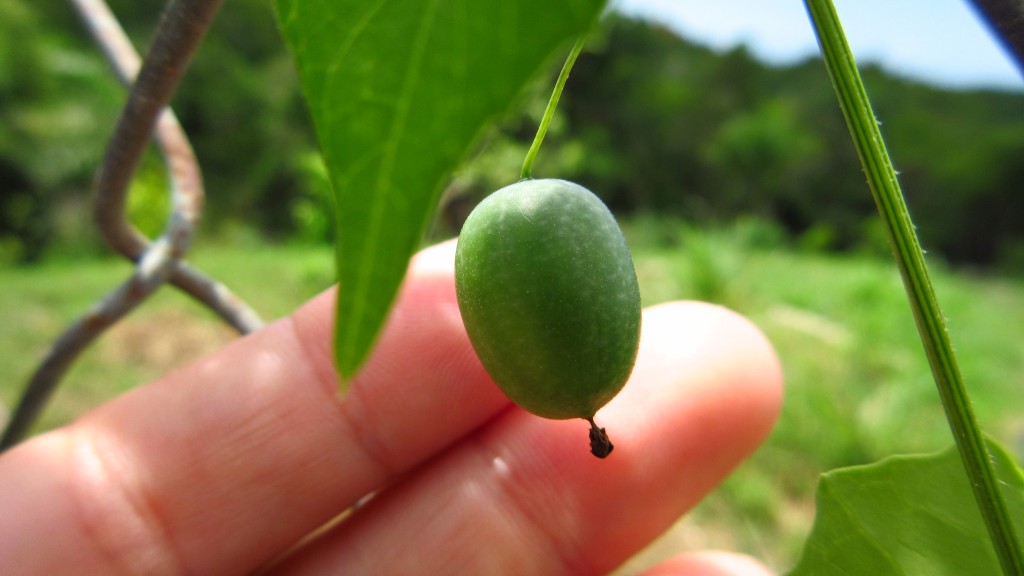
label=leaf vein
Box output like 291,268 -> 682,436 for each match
343,0 -> 442,372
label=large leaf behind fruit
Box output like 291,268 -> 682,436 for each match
788,438 -> 1024,575
275,0 -> 606,380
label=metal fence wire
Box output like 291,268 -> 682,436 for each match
0,0 -> 263,451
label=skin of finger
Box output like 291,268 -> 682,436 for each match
268,301 -> 783,575
0,240 -> 511,575
641,551 -> 775,576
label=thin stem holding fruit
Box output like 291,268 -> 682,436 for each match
521,35 -> 587,180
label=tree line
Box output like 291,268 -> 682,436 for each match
2,1 -> 1022,268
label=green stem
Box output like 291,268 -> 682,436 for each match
521,35 -> 587,180
804,1 -> 1023,574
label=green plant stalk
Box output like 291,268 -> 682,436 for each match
521,35 -> 587,180
804,1 -> 1024,574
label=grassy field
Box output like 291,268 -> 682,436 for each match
1,223 -> 1021,572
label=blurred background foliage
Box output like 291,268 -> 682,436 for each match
2,0 -> 1023,270
2,2 -> 1023,571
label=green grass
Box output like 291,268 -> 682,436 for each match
0,242 -> 335,434
1,224 -> 1021,571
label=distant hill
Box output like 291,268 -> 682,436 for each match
2,5 -> 1021,268
557,15 -> 1024,267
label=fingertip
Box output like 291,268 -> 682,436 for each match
641,550 -> 775,576
635,300 -> 783,444
410,238 -> 459,275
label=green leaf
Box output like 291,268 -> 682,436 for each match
788,438 -> 1024,575
275,0 -> 606,382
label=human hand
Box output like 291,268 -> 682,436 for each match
0,240 -> 782,575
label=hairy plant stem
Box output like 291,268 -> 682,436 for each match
521,35 -> 587,180
804,1 -> 1024,573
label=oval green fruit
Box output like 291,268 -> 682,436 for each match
455,178 -> 641,457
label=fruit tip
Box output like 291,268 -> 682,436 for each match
586,416 -> 613,458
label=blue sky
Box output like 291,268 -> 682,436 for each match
611,0 -> 1023,91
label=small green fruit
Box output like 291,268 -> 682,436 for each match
455,178 -> 641,458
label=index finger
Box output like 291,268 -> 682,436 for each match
0,240 -> 512,574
